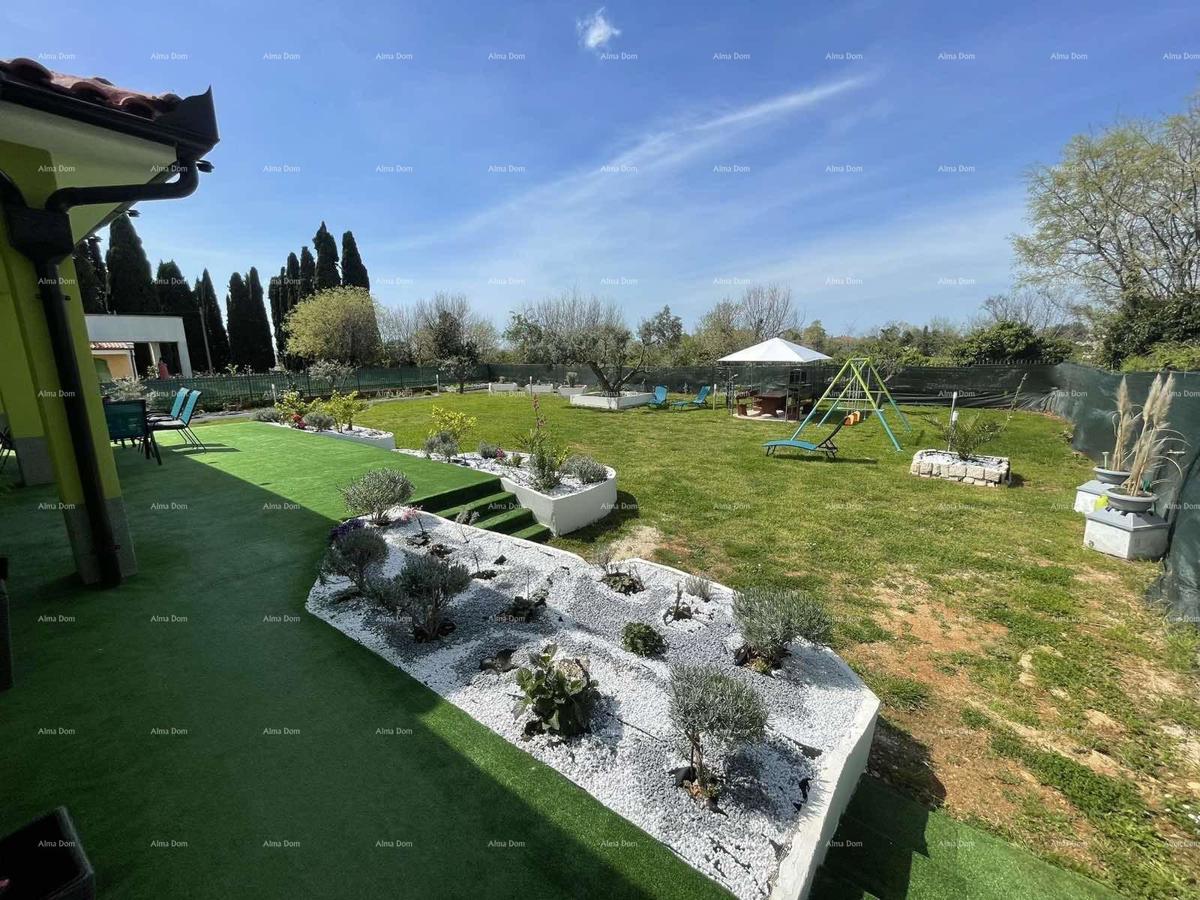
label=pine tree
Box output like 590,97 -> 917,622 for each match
243,267 -> 276,370
105,214 -> 158,314
73,245 -> 106,313
155,261 -> 206,370
313,222 -> 340,290
340,230 -> 370,290
195,270 -> 230,371
299,246 -> 316,300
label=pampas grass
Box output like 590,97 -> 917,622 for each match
1119,373 -> 1186,497
1110,377 -> 1138,471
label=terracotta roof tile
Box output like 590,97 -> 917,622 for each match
0,57 -> 182,120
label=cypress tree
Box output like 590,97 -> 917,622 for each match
105,214 -> 158,314
269,270 -> 284,357
313,222 -> 340,290
340,230 -> 370,290
225,272 -> 252,369
73,245 -> 106,313
298,246 -> 316,300
86,235 -> 108,307
155,261 -> 207,370
243,267 -> 276,370
196,270 -> 230,371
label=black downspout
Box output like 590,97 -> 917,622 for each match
2,162 -> 204,588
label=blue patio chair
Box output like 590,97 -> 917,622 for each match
669,384 -> 711,410
763,418 -> 846,459
646,385 -> 669,408
150,390 -> 206,451
148,387 -> 189,422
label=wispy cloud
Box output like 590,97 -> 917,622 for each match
576,8 -> 621,52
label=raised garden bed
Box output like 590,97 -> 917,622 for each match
488,382 -> 519,393
265,421 -> 395,450
570,391 -> 656,411
557,385 -> 586,397
396,449 -> 616,535
910,449 -> 1010,487
307,513 -> 878,900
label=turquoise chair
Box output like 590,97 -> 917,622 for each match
148,387 -> 189,422
647,385 -> 669,408
150,390 -> 206,451
764,419 -> 846,459
670,384 -> 711,410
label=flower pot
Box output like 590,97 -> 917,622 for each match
1103,488 -> 1157,514
1092,466 -> 1131,486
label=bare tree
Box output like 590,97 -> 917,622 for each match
508,290 -> 647,395
374,302 -> 419,366
736,283 -> 802,341
980,287 -> 1072,334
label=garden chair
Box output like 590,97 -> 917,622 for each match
669,384 -> 711,410
148,387 -> 189,422
150,390 -> 206,452
646,385 -> 669,408
763,418 -> 845,459
104,399 -> 160,464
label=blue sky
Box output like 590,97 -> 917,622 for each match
5,0 -> 1199,333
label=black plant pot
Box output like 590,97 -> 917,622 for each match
0,807 -> 94,899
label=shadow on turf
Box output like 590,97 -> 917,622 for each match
0,435 -> 717,900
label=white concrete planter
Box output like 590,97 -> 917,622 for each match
1084,507 -> 1169,560
557,385 -> 586,397
910,449 -> 1010,487
498,469 -> 616,535
1074,479 -> 1108,514
265,421 -> 395,451
570,391 -> 656,411
307,520 -> 878,900
488,382 -> 519,393
527,383 -> 557,395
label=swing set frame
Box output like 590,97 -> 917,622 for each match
784,356 -> 911,451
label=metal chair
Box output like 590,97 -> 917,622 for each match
150,390 -> 205,451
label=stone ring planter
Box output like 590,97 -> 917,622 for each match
910,449 -> 1011,486
569,391 -> 655,411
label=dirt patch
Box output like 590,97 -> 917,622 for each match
1121,659 -> 1192,704
606,525 -> 666,562
870,572 -> 1007,659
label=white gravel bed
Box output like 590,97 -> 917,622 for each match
306,513 -> 873,899
395,448 -> 612,498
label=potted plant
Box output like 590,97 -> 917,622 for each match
1094,377 -> 1137,485
1104,373 -> 1185,513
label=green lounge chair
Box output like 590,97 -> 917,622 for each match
647,385 -> 669,408
764,418 -> 846,459
670,384 -> 711,410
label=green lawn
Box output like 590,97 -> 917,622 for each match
358,392 -> 1200,899
0,424 -> 732,900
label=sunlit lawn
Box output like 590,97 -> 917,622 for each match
361,391 -> 1200,898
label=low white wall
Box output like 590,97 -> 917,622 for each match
558,385 -> 586,397
489,382 -> 519,393
772,693 -> 880,900
528,383 -> 557,395
570,391 -> 655,410
498,469 -> 617,535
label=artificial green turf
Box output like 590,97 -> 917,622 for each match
0,424 -> 732,899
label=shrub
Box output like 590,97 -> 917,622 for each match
506,452 -> 524,468
669,664 -> 767,793
341,468 -> 414,525
277,389 -> 312,422
733,587 -> 832,669
684,574 -> 713,601
529,448 -> 566,492
252,407 -> 285,423
303,410 -> 335,431
564,455 -> 607,484
515,644 -> 600,737
429,406 -> 477,442
1121,341 -> 1200,373
922,374 -> 1026,460
478,440 -> 501,459
622,622 -> 666,657
386,551 -> 471,641
320,527 -> 387,596
325,389 -> 368,431
424,431 -> 459,461
565,370 -> 579,386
